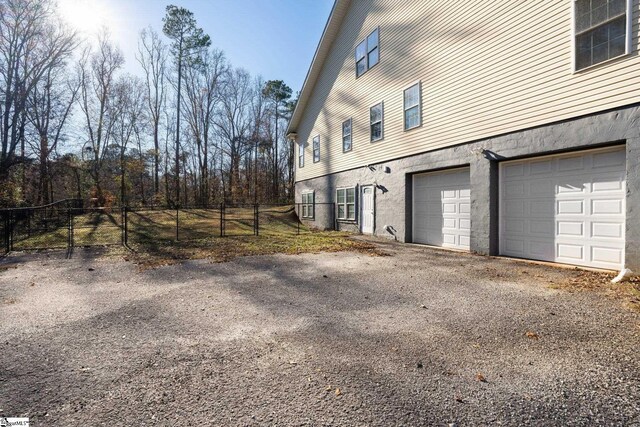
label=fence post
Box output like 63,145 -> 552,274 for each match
121,206 -> 128,246
9,210 -> 14,251
3,212 -> 8,253
297,204 -> 300,235
255,204 -> 259,236
220,203 -> 225,237
67,209 -> 72,250
176,206 -> 179,242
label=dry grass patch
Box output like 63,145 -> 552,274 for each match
125,231 -> 385,270
550,270 -> 640,312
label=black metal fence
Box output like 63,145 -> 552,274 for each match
1,201 -> 337,253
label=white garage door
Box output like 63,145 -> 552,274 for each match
500,146 -> 626,270
413,168 -> 470,250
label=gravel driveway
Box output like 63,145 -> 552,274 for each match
1,241 -> 639,426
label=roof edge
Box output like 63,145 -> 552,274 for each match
286,0 -> 351,137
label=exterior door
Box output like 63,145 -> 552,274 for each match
412,167 -> 471,250
361,186 -> 374,234
500,146 -> 626,270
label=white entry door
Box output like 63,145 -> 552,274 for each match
412,168 -> 471,250
500,146 -> 626,270
361,186 -> 374,234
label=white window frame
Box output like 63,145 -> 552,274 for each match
312,135 -> 320,163
572,0 -> 632,72
370,101 -> 384,142
342,118 -> 352,153
301,191 -> 314,219
336,187 -> 356,221
298,141 -> 304,168
355,27 -> 380,77
403,81 -> 422,131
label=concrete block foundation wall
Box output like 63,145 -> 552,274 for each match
296,105 -> 640,271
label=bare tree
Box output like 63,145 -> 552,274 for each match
77,33 -> 124,204
0,0 -> 77,183
182,48 -> 225,205
26,63 -> 79,204
213,68 -> 255,203
137,27 -> 167,199
113,75 -> 145,205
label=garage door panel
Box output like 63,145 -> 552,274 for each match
557,243 -> 584,260
529,220 -> 554,235
591,246 -> 623,265
530,159 -> 553,174
591,199 -> 623,215
500,146 -> 625,270
591,222 -> 623,239
413,168 -> 470,251
557,200 -> 584,215
558,221 -> 584,237
593,149 -> 625,168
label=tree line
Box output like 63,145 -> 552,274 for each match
0,0 -> 297,208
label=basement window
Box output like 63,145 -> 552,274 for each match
574,0 -> 630,70
337,187 -> 356,220
301,191 -> 314,219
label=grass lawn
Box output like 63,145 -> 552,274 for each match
7,205 -> 381,267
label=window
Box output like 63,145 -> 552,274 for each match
337,187 -> 356,220
312,135 -> 320,163
404,82 -> 421,130
370,102 -> 383,142
355,28 -> 379,77
342,118 -> 352,152
298,141 -> 304,168
574,0 -> 629,70
301,191 -> 314,219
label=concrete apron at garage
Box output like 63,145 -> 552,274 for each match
295,104 -> 640,272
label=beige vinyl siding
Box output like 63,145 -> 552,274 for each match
295,0 -> 640,182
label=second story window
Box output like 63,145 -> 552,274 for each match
370,102 -> 383,142
356,28 -> 379,77
298,142 -> 304,168
404,82 -> 421,131
313,135 -> 320,163
342,118 -> 352,152
574,0 -> 629,71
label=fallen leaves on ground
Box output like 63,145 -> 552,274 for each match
525,331 -> 539,340
550,271 -> 640,313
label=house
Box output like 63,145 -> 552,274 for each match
286,0 -> 640,272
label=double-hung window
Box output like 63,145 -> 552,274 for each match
342,118 -> 352,152
312,135 -> 320,163
298,141 -> 304,168
301,191 -> 314,219
574,0 -> 630,70
404,82 -> 421,130
336,187 -> 356,221
370,102 -> 383,142
356,28 -> 379,77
